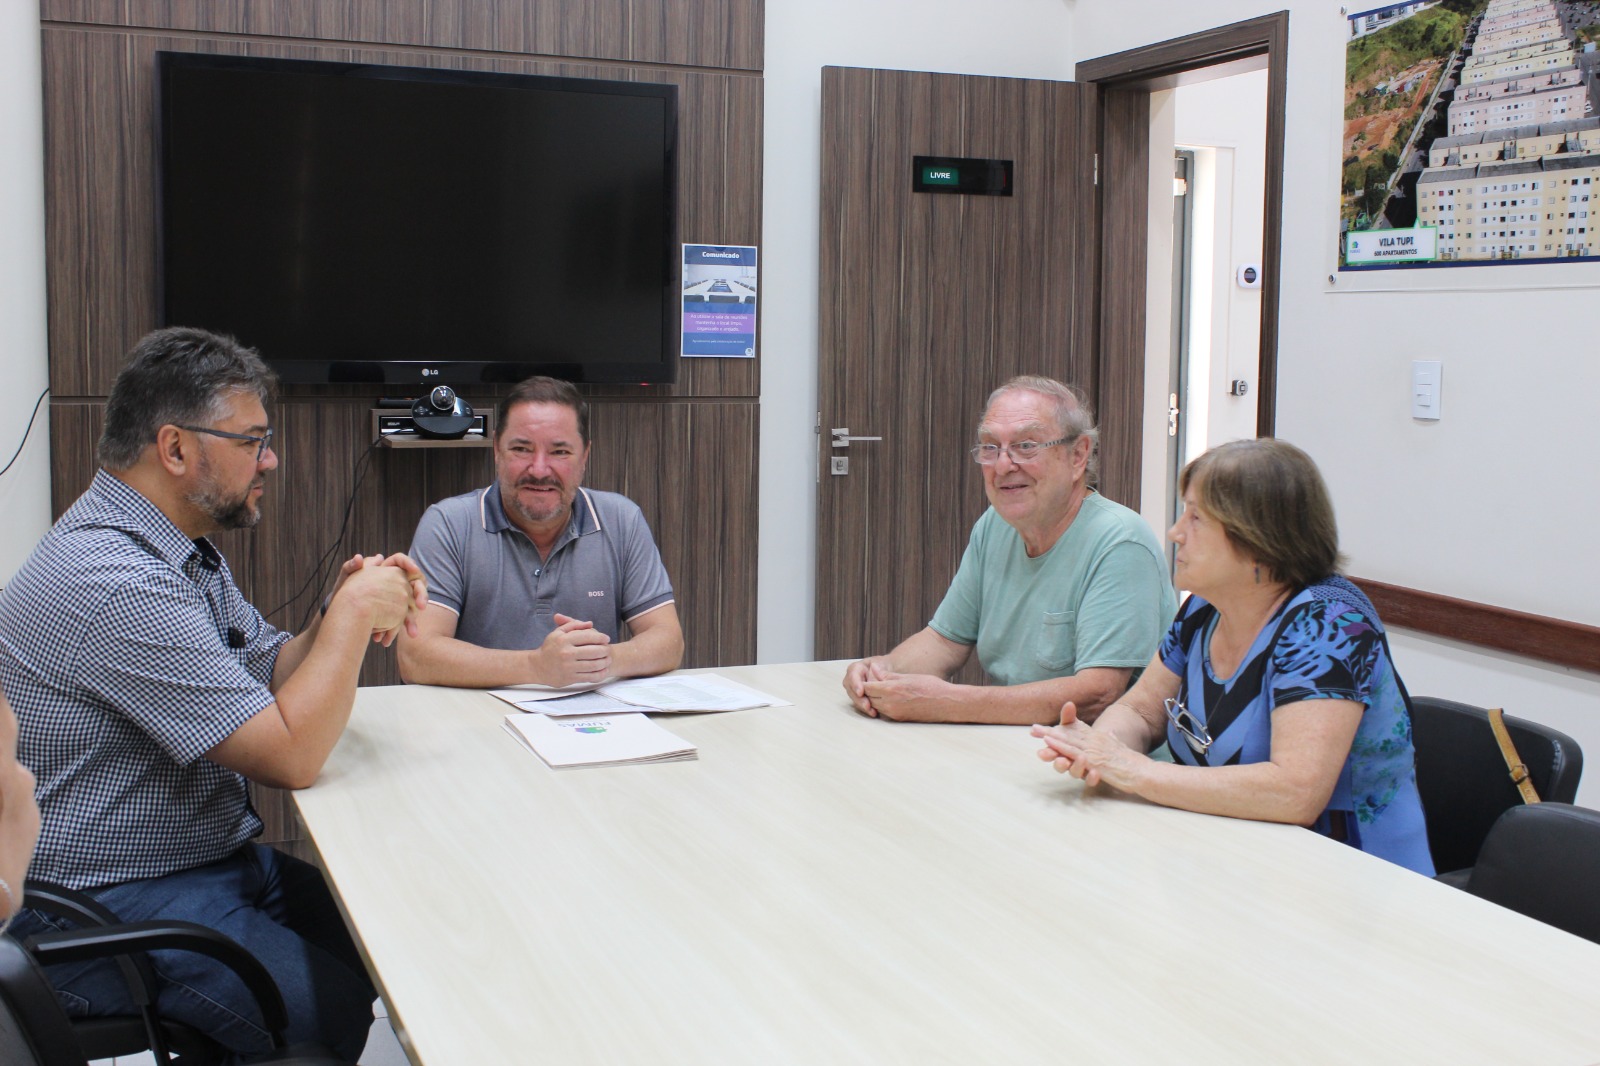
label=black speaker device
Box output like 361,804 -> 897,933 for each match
410,386 -> 475,440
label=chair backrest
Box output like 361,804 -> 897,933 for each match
1410,697 -> 1584,876
0,935 -> 89,1066
1466,803 -> 1600,944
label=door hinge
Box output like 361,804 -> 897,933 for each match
1093,153 -> 1100,187
815,411 -> 822,434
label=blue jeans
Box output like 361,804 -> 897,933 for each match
14,844 -> 374,1061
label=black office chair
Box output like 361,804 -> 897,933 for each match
1410,697 -> 1583,886
22,880 -> 215,1062
4,882 -> 352,1065
1465,803 -> 1600,945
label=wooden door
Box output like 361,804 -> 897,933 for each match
815,66 -> 1103,663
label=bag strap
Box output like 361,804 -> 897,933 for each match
1487,707 -> 1541,804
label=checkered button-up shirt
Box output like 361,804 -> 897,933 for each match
0,470 -> 291,889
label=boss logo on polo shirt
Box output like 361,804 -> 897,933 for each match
588,590 -> 605,597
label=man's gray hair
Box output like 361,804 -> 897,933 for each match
97,327 -> 277,471
981,375 -> 1100,488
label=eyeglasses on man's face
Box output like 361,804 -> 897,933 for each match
969,437 -> 1070,465
1165,696 -> 1213,755
177,424 -> 275,463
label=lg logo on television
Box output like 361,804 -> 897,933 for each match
421,368 -> 439,377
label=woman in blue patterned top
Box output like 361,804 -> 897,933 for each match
1031,439 -> 1432,874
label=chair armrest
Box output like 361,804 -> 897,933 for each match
23,879 -> 124,928
22,878 -> 162,1013
25,919 -> 290,1043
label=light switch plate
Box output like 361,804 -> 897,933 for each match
1411,360 -> 1441,421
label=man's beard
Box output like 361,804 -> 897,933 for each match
187,454 -> 262,531
503,475 -> 569,527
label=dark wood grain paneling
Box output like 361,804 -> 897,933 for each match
1353,578 -> 1600,675
1093,87 -> 1149,511
45,402 -> 103,516
41,27 -> 761,400
815,67 -> 1099,664
41,0 -> 763,72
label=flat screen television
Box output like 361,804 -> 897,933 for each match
158,53 -> 679,387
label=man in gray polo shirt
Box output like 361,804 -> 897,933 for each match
399,376 -> 684,687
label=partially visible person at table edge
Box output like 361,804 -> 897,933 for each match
0,689 -> 41,935
1031,438 -> 1432,874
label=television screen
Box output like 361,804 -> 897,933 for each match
158,53 -> 678,386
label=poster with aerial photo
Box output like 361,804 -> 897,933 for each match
1341,1 -> 1600,269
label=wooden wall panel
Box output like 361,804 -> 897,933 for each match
40,0 -> 763,71
41,27 -> 761,400
45,402 -> 102,516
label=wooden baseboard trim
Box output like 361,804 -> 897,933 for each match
1350,576 -> 1600,675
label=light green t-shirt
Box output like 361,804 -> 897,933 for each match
928,492 -> 1177,686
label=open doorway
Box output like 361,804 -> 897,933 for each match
1162,69 -> 1269,560
1076,11 -> 1287,535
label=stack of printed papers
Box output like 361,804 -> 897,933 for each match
501,712 -> 697,769
491,672 -> 788,717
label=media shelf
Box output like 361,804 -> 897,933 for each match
371,408 -> 495,448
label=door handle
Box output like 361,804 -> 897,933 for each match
831,428 -> 884,448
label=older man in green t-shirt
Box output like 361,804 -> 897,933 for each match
843,376 -> 1176,724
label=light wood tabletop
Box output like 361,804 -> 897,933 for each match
293,661 -> 1600,1065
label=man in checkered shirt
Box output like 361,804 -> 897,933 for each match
0,328 -> 427,1061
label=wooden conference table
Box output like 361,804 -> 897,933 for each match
292,662 -> 1600,1065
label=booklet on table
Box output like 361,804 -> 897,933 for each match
502,712 -> 697,769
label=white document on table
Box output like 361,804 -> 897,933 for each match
501,712 -> 697,769
599,673 -> 790,712
491,672 -> 789,716
487,681 -> 607,711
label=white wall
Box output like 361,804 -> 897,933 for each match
0,8 -> 52,584
1072,2 -> 1600,806
757,0 -> 1078,663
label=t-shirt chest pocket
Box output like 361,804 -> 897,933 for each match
1036,610 -> 1076,671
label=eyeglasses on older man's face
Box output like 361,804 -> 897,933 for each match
969,437 -> 1070,465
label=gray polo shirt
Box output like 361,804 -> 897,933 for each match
409,483 -> 674,649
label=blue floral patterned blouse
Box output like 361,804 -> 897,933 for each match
1158,578 -> 1434,875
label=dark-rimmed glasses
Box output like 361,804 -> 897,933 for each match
1164,696 -> 1213,755
177,424 -> 275,462
969,437 -> 1069,465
